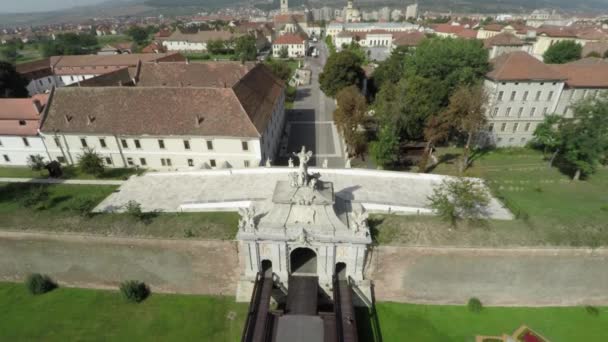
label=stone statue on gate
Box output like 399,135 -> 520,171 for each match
352,208 -> 370,236
291,146 -> 314,188
238,207 -> 257,233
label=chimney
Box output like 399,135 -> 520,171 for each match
195,115 -> 204,127
87,115 -> 95,125
64,115 -> 72,124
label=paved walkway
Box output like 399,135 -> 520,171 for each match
0,231 -> 238,295
0,177 -> 124,186
94,168 -> 513,220
370,246 -> 608,306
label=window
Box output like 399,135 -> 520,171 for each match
535,91 -> 541,101
500,123 -> 507,132
0,139 -> 2,146
206,140 -> 214,150
521,137 -> 526,143
512,123 -> 519,133
542,107 -> 548,115
166,158 -> 172,166
492,107 -> 499,116
158,139 -> 165,149
509,137 -> 514,143
99,138 -> 107,148
2,155 -> 9,162
127,158 -> 134,166
498,91 -> 504,101
210,159 -> 216,167
569,89 -> 575,100
497,137 -> 503,143
54,137 -> 61,146
105,157 -> 113,165
19,120 -> 26,126
121,139 -> 128,148
57,156 -> 66,163
524,123 -> 531,132
183,140 -> 191,150
242,141 -> 249,151
187,159 -> 194,167
510,91 -> 516,101
517,107 -> 523,117
140,158 -> 147,166
523,91 -> 529,101
161,158 -> 166,166
530,107 -> 536,117
23,137 -> 30,147
547,91 -> 554,101
505,107 -> 512,117
244,160 -> 250,167
488,123 -> 494,132
134,140 -> 141,149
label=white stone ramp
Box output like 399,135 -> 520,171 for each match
94,168 -> 513,220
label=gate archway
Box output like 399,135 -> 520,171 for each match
290,248 -> 317,275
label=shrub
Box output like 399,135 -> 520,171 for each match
21,186 -> 49,208
27,154 -> 46,172
119,280 -> 150,303
78,147 -> 105,176
468,297 -> 483,313
25,273 -> 57,295
428,178 -> 491,225
71,198 -> 97,218
585,305 -> 600,316
125,200 -> 144,220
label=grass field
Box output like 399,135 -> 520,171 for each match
0,165 -> 138,180
0,183 -> 238,239
372,147 -> 608,247
372,302 -> 608,342
0,282 -> 246,342
96,34 -> 132,46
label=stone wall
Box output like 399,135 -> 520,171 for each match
0,231 -> 240,296
367,246 -> 608,306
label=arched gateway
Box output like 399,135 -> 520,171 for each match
236,146 -> 372,299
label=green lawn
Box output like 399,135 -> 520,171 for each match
0,183 -> 239,239
372,302 -> 608,342
186,52 -> 237,61
372,147 -> 608,247
96,34 -> 132,46
0,165 -> 139,180
0,282 -> 246,342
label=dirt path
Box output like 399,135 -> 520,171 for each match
0,231 -> 239,295
369,246 -> 608,306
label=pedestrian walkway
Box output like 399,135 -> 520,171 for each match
0,177 -> 124,186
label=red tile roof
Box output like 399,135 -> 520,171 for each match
550,60 -> 608,88
486,51 -> 566,81
392,31 -> 426,47
50,53 -> 186,76
483,32 -> 525,48
274,33 -> 307,45
482,24 -> 504,32
0,98 -> 44,136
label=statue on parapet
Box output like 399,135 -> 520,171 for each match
238,207 -> 257,233
292,146 -> 314,188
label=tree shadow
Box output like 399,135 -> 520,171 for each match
425,153 -> 460,173
367,216 -> 384,245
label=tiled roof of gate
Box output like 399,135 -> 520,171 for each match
486,51 -> 566,81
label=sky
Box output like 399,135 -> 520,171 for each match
0,0 -> 120,13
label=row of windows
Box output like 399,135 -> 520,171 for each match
491,106 -> 548,118
0,137 -> 32,147
497,90 -> 554,102
73,137 -> 249,152
97,156 -> 251,168
488,122 -> 535,133
2,154 -> 37,163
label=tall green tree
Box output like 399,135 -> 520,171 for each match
206,39 -> 226,54
370,126 -> 400,169
532,114 -> 562,166
558,98 -> 608,180
234,35 -> 257,62
334,86 -> 368,157
126,26 -> 150,45
371,45 -> 412,92
0,61 -> 28,98
543,40 -> 582,64
265,59 -> 292,82
440,84 -> 488,173
319,50 -> 364,98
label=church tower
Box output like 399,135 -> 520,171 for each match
280,0 -> 289,14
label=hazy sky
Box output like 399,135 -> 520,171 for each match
0,0 -> 117,13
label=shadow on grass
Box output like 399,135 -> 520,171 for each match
425,152 -> 460,173
368,216 -> 384,245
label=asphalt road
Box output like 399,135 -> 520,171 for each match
285,42 -> 346,168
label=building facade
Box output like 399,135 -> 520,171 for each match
273,34 -> 309,57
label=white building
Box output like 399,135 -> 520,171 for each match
326,22 -> 419,37
405,3 -> 419,20
0,96 -> 49,166
161,30 -> 244,52
484,52 -> 566,147
40,63 -> 286,170
273,33 -> 309,57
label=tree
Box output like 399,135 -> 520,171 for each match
334,86 -> 368,157
27,155 -> 46,172
0,61 -> 28,98
319,50 -> 364,97
234,35 -> 257,61
265,59 -> 292,82
557,97 -> 608,180
440,84 -> 488,173
418,115 -> 451,172
428,177 -> 491,225
25,273 -> 57,295
371,45 -> 411,92
40,33 -> 98,56
532,114 -> 561,165
0,44 -> 18,63
206,39 -> 226,55
78,148 -> 104,176
543,40 -> 582,64
370,126 -> 399,169
126,26 -> 150,45
278,46 -> 289,59
120,280 -> 150,303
